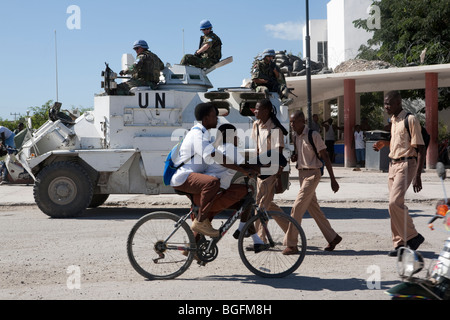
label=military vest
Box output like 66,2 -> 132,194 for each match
199,32 -> 222,64
133,50 -> 164,83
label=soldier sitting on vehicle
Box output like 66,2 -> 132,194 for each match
180,20 -> 222,69
251,49 -> 289,102
117,40 -> 164,95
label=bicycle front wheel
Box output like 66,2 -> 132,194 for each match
238,211 -> 307,278
127,211 -> 196,280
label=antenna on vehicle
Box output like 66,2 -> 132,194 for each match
182,29 -> 185,55
54,30 -> 59,103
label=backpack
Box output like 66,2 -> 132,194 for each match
163,127 -> 201,186
404,113 -> 430,153
308,130 -> 325,176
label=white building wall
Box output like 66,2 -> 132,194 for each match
327,0 -> 375,70
303,20 -> 328,64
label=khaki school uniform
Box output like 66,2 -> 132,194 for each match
252,118 -> 289,236
388,110 -> 424,248
285,126 -> 338,247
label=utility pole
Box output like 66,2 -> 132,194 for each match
305,0 -> 312,128
10,112 -> 21,121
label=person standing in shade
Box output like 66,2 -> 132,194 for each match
353,124 -> 366,169
310,114 -> 321,133
283,111 -> 342,255
322,118 -> 336,162
373,91 -> 425,257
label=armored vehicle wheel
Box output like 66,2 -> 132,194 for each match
34,162 -> 93,218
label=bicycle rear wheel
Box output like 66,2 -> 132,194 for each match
127,211 -> 196,280
238,211 -> 306,278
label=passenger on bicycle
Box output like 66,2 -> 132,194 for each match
205,123 -> 268,251
170,103 -> 258,238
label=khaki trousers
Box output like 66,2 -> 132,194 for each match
285,169 -> 337,247
388,159 -> 419,248
255,175 -> 289,239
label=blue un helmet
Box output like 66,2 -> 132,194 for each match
133,40 -> 149,50
200,20 -> 213,30
261,48 -> 276,59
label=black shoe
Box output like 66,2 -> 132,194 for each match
324,234 -> 342,252
232,229 -> 251,240
254,243 -> 270,254
388,246 -> 402,257
407,234 -> 425,251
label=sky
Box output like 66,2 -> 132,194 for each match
0,0 -> 331,121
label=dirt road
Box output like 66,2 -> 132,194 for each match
0,198 -> 443,301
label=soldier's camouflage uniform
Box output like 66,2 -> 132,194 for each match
251,60 -> 288,99
117,50 -> 164,95
181,32 -> 222,69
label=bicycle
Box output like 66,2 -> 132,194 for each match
127,177 -> 307,279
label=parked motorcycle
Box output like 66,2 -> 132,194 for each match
386,162 -> 450,300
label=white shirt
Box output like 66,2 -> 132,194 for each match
325,125 -> 335,141
204,143 -> 245,189
170,124 -> 215,187
354,131 -> 365,149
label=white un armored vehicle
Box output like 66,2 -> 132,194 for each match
17,56 -> 292,218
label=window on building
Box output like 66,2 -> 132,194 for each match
317,41 -> 328,67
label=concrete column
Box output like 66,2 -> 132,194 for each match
355,93 -> 361,125
344,79 -> 356,167
425,72 -> 439,169
337,96 -> 344,138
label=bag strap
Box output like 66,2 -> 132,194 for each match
308,129 -> 321,159
404,113 -> 412,140
256,124 -> 260,155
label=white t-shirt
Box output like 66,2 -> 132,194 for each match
325,125 -> 335,141
170,124 -> 215,187
354,131 -> 365,149
204,143 -> 245,189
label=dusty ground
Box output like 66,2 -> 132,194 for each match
0,198 -> 444,301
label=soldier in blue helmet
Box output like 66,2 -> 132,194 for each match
180,20 -> 222,69
117,40 -> 164,95
252,49 -> 289,101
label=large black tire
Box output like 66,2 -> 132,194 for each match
34,162 -> 93,218
127,211 -> 196,280
88,194 -> 110,208
238,211 -> 307,278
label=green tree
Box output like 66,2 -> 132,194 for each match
354,0 -> 450,110
28,100 -> 54,129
